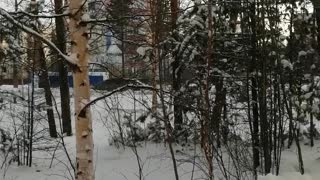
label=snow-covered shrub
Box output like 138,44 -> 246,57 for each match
108,112 -> 149,147
123,115 -> 147,143
0,128 -> 18,168
145,119 -> 165,143
0,128 -> 12,153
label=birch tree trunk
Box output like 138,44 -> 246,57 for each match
68,0 -> 94,179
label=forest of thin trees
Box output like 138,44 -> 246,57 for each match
1,0 -> 320,180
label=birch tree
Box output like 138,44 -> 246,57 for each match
68,0 -> 94,179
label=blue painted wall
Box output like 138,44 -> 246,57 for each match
49,75 -> 104,87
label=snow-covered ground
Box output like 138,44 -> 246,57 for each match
1,85 -> 320,180
258,144 -> 320,180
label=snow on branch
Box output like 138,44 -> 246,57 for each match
0,8 -> 77,66
0,90 -> 25,101
13,10 -> 70,19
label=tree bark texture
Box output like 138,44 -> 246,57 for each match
68,1 -> 94,179
54,0 -> 72,136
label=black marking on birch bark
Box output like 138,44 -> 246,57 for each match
80,81 -> 85,86
81,32 -> 88,38
79,21 -> 88,27
71,40 -> 77,46
79,108 -> 87,118
74,68 -> 82,73
69,63 -> 80,72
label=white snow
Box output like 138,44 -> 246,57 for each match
312,103 -> 319,113
80,98 -> 89,109
81,13 -> 91,22
221,58 -> 228,63
302,84 -> 310,92
299,51 -> 307,57
269,51 -> 276,56
0,86 -> 320,180
136,46 -> 152,56
259,173 -> 318,180
281,59 -> 293,70
69,53 -> 79,63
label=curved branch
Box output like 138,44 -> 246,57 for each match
79,81 -> 164,117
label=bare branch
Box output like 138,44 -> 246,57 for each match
79,80 -> 162,116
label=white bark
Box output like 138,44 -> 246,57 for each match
68,0 -> 94,180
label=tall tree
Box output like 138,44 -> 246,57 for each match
150,0 -> 158,113
69,0 -> 94,179
13,0 -> 18,103
150,0 -> 170,113
202,0 -> 213,178
54,0 -> 72,136
108,0 -> 132,77
170,0 -> 184,134
248,0 -> 260,176
30,0 -> 57,138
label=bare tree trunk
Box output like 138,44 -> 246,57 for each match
28,64 -> 35,167
294,128 -> 304,174
170,0 -> 183,134
287,0 -> 296,149
27,22 -> 36,165
212,79 -> 225,148
69,0 -> 94,179
38,44 -> 58,138
120,0 -> 126,77
158,47 -> 179,180
249,1 -> 260,177
294,90 -> 304,175
13,0 -> 18,103
201,0 -> 213,179
31,0 -> 57,138
54,0 -> 72,136
121,29 -> 125,77
150,0 -> 158,113
259,0 -> 271,174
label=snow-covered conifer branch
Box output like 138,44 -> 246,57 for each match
0,8 -> 77,65
14,10 -> 70,19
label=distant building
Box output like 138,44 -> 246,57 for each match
88,0 -> 150,79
